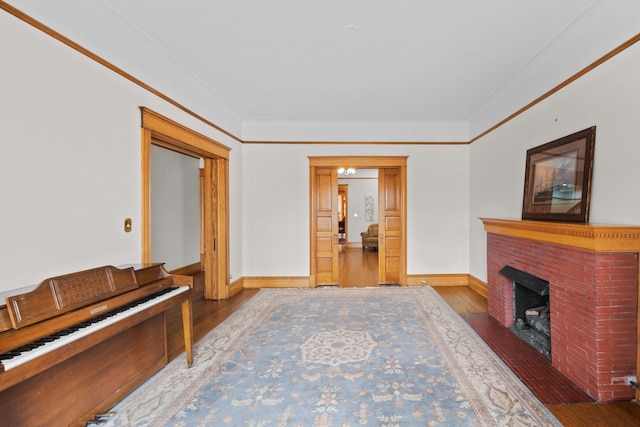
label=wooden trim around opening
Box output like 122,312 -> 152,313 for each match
309,156 -> 408,287
141,107 -> 231,300
309,156 -> 408,168
141,108 -> 230,159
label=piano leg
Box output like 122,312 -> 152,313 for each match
181,298 -> 194,367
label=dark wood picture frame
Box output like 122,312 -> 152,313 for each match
522,126 -> 596,222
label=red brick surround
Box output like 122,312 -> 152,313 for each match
481,219 -> 640,402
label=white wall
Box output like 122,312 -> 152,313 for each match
0,12 -> 242,293
468,1 -> 640,139
242,143 -> 470,277
3,8 -> 467,294
243,118 -> 469,143
469,41 -> 640,282
150,146 -> 200,271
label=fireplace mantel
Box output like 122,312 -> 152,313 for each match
481,217 -> 640,402
480,218 -> 640,252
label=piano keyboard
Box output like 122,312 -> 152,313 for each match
0,286 -> 189,372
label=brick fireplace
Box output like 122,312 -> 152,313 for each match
481,218 -> 640,402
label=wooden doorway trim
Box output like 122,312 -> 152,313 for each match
338,184 -> 348,245
309,167 -> 340,285
309,156 -> 407,286
141,107 -> 230,299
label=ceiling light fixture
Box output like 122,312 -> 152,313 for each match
344,24 -> 360,36
338,167 -> 356,175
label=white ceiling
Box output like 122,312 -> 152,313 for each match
5,0 -> 640,141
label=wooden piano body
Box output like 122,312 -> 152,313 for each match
0,264 -> 193,426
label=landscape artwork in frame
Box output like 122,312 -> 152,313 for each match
522,126 -> 596,222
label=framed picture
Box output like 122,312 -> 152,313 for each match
522,126 -> 596,222
365,195 -> 375,221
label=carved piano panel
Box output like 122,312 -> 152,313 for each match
0,264 -> 193,426
6,265 -> 138,328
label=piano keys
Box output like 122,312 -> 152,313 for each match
1,286 -> 188,372
0,264 -> 194,426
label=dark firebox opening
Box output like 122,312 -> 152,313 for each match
499,266 -> 551,360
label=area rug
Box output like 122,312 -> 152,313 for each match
107,287 -> 561,426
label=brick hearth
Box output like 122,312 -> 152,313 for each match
481,218 -> 640,402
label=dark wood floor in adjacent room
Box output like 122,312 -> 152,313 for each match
166,250 -> 640,426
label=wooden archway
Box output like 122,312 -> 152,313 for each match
309,156 -> 407,286
140,108 -> 230,299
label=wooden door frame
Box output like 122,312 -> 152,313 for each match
140,107 -> 231,299
309,156 -> 407,286
338,184 -> 349,243
309,167 -> 340,285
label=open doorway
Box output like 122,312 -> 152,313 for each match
149,145 -> 200,271
338,169 -> 378,249
337,172 -> 378,287
140,108 -> 231,300
309,156 -> 407,287
338,184 -> 348,246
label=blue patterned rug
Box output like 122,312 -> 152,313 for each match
107,287 -> 561,426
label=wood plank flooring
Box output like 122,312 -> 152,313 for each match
338,245 -> 379,287
165,249 -> 640,426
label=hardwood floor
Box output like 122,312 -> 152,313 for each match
338,246 -> 379,287
165,254 -> 640,426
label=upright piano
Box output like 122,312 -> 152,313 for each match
0,264 -> 194,426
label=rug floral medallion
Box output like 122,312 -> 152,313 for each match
108,287 -> 561,426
